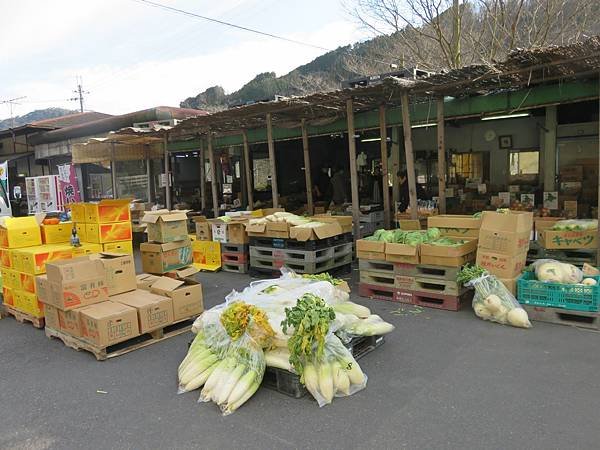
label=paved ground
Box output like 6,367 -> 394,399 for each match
1,263 -> 599,450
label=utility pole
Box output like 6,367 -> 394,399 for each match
0,96 -> 26,128
69,77 -> 89,113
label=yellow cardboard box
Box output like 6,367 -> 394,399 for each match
1,268 -> 20,289
42,222 -> 73,244
0,216 -> 43,249
103,241 -> 133,254
70,203 -> 87,223
75,223 -> 87,241
85,222 -> 132,244
16,244 -> 73,275
13,290 -> 44,318
85,199 -> 131,223
2,286 -> 14,306
0,248 -> 13,268
19,271 -> 36,294
72,242 -> 103,257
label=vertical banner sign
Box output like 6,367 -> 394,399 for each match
58,164 -> 81,203
0,161 -> 12,216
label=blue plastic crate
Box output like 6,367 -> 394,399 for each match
517,271 -> 600,312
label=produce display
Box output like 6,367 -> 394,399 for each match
181,269 -> 395,413
531,259 -> 584,284
249,212 -> 324,228
551,219 -> 597,231
364,228 -> 440,244
458,264 -> 532,328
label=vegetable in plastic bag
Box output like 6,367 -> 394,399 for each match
531,259 -> 583,284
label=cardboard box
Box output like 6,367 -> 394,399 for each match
398,219 -> 421,230
16,244 -> 73,275
385,243 -> 419,264
289,220 -> 342,242
85,199 -> 131,223
75,223 -> 87,242
2,286 -> 14,306
246,221 -> 290,239
356,239 -> 385,260
58,308 -> 82,337
93,253 -> 137,296
251,208 -> 285,217
85,222 -> 132,244
44,303 -> 60,330
150,277 -> 203,321
45,256 -> 109,310
102,241 -> 133,254
19,271 -> 36,294
227,220 -> 249,244
165,266 -> 199,280
540,229 -> 597,250
194,217 -> 212,241
312,215 -> 353,234
0,248 -> 12,268
427,215 -> 481,238
0,216 -> 43,248
499,277 -> 518,296
192,240 -> 221,270
72,242 -> 103,257
142,210 -> 188,243
420,239 -> 478,267
481,210 -> 533,233
41,222 -> 73,244
136,273 -> 162,291
476,250 -> 527,279
35,275 -> 49,303
14,290 -> 43,318
112,289 -> 173,333
211,220 -> 228,243
1,268 -> 18,289
478,229 -> 531,255
140,239 -> 192,274
79,301 -> 140,347
70,203 -> 86,223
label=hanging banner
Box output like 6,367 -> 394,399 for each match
58,164 -> 81,204
0,161 -> 12,217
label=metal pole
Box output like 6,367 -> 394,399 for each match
400,91 -> 418,220
164,134 -> 172,210
208,133 -> 219,218
111,142 -> 118,200
199,138 -> 206,212
301,119 -> 314,215
242,130 -> 254,210
437,97 -> 447,214
346,98 -> 361,239
266,113 -> 279,208
379,105 -> 391,228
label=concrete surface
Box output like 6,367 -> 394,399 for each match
1,265 -> 599,450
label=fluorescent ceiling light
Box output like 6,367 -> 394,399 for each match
481,112 -> 530,121
411,123 -> 437,129
361,137 -> 382,142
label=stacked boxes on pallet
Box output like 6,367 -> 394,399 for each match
247,215 -> 352,277
191,216 -> 221,271
475,211 -> 533,295
70,200 -> 134,255
535,217 -> 597,266
212,218 -> 250,274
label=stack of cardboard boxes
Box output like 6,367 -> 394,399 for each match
70,200 -> 133,255
140,210 -> 193,275
476,211 -> 533,295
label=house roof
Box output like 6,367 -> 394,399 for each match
32,111 -> 113,128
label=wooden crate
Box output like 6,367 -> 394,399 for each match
521,304 -> 600,331
411,277 -> 465,296
3,305 -> 45,329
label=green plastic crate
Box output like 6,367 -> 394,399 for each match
517,271 -> 599,312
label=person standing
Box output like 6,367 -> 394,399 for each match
397,171 -> 427,212
314,166 -> 331,203
330,166 -> 347,206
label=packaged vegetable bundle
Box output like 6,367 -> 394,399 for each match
531,259 -> 583,284
551,219 -> 598,231
178,301 -> 274,415
459,265 -> 532,329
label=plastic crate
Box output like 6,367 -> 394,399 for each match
517,272 -> 600,312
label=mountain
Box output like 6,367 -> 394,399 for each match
0,108 -> 78,131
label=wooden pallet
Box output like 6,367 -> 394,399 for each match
45,317 -> 196,360
411,277 -> 465,296
250,262 -> 352,279
3,305 -> 45,329
358,282 -> 399,302
359,270 -> 414,289
543,249 -> 596,266
358,259 -> 395,274
414,264 -> 461,281
250,252 -> 352,274
222,262 -> 250,274
249,233 -> 353,251
521,304 -> 600,331
220,243 -> 249,253
221,252 -> 249,264
403,288 -> 472,311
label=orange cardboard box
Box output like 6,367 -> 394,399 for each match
0,248 -> 12,268
85,222 -> 132,244
72,242 -> 103,257
16,244 -> 73,275
103,241 -> 133,254
85,199 -> 131,223
2,286 -> 14,306
41,222 -> 73,244
19,272 -> 36,294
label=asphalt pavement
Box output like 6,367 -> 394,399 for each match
1,263 -> 599,450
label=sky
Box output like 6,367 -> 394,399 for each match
0,0 -> 369,121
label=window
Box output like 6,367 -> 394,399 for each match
510,151 -> 539,176
451,153 -> 483,180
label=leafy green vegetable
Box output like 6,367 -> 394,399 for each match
473,212 -> 482,219
457,264 -> 487,285
301,273 -> 343,286
366,227 -> 443,246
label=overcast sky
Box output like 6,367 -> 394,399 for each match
0,0 -> 368,121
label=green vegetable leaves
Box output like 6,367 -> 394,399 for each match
367,227 -> 443,246
457,264 -> 487,285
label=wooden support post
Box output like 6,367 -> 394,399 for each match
266,113 -> 279,208
207,133 -> 219,218
301,119 -> 314,215
111,142 -> 118,200
436,97 -> 446,214
391,126 -> 400,218
199,138 -> 206,212
346,98 -> 361,239
379,105 -> 391,228
242,130 -> 254,210
400,92 -> 418,220
145,148 -> 152,203
163,134 -> 172,210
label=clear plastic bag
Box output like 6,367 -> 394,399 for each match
531,259 -> 583,284
551,219 -> 598,231
466,274 -> 532,328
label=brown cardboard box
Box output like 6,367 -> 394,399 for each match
44,303 -> 60,330
478,229 -> 531,255
92,253 -> 137,296
540,229 -> 597,250
289,220 -> 342,241
165,265 -> 199,279
312,215 -> 353,234
150,277 -> 203,321
398,220 -> 421,230
193,216 -> 212,241
111,289 -> 173,333
246,221 -> 290,239
533,217 -> 565,239
79,301 -> 140,347
136,273 -> 162,291
251,208 -> 285,217
475,250 -> 527,279
227,220 -> 249,244
420,239 -> 478,267
140,239 -> 192,274
356,239 -> 385,260
427,215 -> 481,238
480,210 -> 533,233
45,257 -> 109,310
498,277 -> 518,296
35,274 -> 50,303
385,243 -> 419,264
141,210 -> 189,244
58,309 -> 82,337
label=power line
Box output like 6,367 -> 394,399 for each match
68,77 -> 89,113
0,96 -> 26,128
